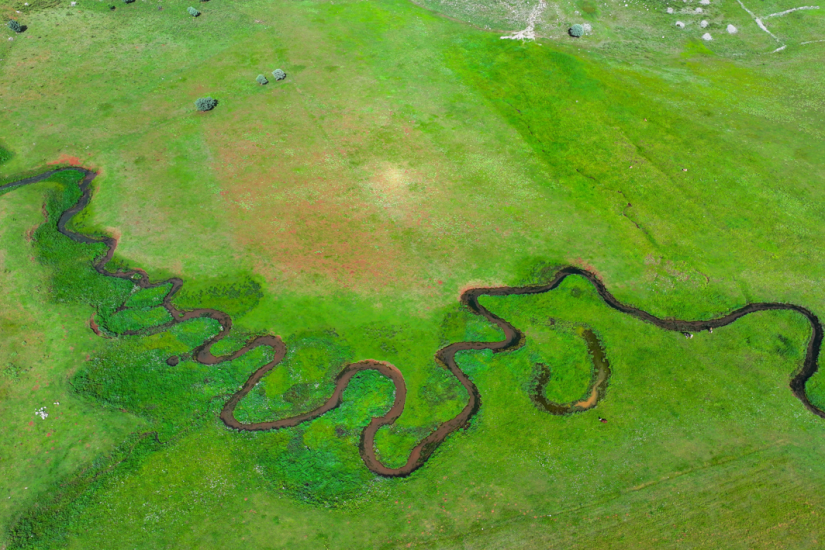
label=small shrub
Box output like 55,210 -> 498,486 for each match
195,97 -> 217,111
7,20 -> 21,33
256,74 -> 268,85
569,24 -> 584,37
272,69 -> 286,81
187,6 -> 200,16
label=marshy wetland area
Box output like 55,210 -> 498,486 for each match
1,0 -> 825,548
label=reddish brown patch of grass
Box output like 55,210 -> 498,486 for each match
203,105 -> 454,293
48,154 -> 82,166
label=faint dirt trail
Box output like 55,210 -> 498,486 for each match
2,168 -> 825,477
735,0 -> 820,53
501,0 -> 547,40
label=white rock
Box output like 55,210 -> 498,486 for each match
676,20 -> 685,28
700,0 -> 710,4
667,6 -> 674,13
702,32 -> 712,40
582,23 -> 592,33
727,24 -> 738,33
700,19 -> 709,27
695,7 -> 703,12
71,1 -> 76,4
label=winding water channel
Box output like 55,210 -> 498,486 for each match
530,326 -> 611,415
3,168 -> 824,477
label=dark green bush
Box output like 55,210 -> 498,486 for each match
187,6 -> 200,16
272,68 -> 286,81
194,97 -> 217,111
256,74 -> 268,85
569,23 -> 584,37
7,20 -> 21,33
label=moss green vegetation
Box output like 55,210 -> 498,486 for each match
1,0 -> 825,547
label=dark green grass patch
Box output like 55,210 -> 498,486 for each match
805,364 -> 825,411
208,330 -> 251,356
235,330 -> 353,424
168,316 -> 220,348
123,283 -> 172,309
104,305 -> 173,333
256,369 -> 396,506
20,171 -> 133,318
0,145 -> 12,166
172,273 -> 263,318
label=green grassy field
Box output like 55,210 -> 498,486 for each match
1,0 -> 825,547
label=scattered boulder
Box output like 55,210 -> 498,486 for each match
675,20 -> 685,28
256,74 -> 268,85
582,23 -> 592,34
667,7 -> 674,13
272,68 -> 286,81
727,23 -> 737,33
700,0 -> 710,4
702,32 -> 712,40
700,20 -> 709,28
695,7 -> 703,13
187,6 -> 200,16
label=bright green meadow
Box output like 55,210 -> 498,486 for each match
1,0 -> 825,547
